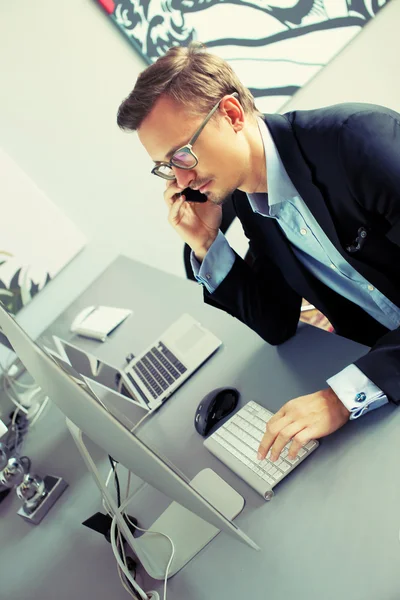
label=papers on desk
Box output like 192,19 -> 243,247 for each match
70,305 -> 132,342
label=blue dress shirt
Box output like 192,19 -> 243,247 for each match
191,117 -> 400,418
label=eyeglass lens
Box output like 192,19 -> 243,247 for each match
171,147 -> 196,168
155,164 -> 175,178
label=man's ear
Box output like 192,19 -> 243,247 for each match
219,95 -> 245,133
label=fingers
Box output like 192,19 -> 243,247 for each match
269,421 -> 307,462
168,194 -> 185,227
287,427 -> 314,460
257,414 -> 291,460
163,179 -> 184,209
257,413 -> 310,462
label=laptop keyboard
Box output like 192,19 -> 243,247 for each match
204,401 -> 318,500
125,342 -> 187,400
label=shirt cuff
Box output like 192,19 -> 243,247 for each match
327,364 -> 388,420
190,230 -> 236,294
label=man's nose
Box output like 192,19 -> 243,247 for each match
173,167 -> 196,190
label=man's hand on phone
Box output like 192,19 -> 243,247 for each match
163,180 -> 223,261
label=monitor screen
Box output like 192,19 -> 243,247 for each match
40,336 -> 143,407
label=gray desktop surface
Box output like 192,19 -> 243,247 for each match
1,255 -> 400,600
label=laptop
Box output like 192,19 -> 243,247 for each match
121,313 -> 221,410
43,313 -> 221,412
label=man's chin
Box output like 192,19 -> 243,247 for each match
208,187 -> 236,206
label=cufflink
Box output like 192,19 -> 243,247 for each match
355,392 -> 366,403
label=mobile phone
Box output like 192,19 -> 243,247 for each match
181,187 -> 208,203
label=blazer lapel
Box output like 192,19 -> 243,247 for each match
263,113 -> 343,249
262,113 -> 399,301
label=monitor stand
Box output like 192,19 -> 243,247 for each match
67,420 -> 246,580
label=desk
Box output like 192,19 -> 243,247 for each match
1,255 -> 399,600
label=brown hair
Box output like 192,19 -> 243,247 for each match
117,41 -> 261,132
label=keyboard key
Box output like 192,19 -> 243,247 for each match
258,409 -> 273,422
147,351 -> 175,385
131,369 -> 157,398
305,441 -> 317,451
280,461 -> 291,472
158,343 -> 187,374
152,347 -> 180,379
248,401 -> 259,410
134,365 -> 162,396
260,463 -> 273,474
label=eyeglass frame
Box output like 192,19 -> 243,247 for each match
151,92 -> 239,180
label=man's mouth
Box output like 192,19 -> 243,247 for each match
198,180 -> 211,193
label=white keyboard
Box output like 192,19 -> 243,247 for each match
203,401 -> 319,500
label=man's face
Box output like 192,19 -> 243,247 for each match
138,94 -> 249,205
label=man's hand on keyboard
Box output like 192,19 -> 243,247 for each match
257,388 -> 351,462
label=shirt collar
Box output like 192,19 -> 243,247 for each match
246,116 -> 299,217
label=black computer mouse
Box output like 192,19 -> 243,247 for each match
194,387 -> 240,437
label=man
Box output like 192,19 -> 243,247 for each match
117,42 -> 400,464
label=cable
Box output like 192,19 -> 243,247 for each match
126,469 -> 132,501
111,486 -> 174,600
102,460 -> 162,599
0,356 -> 49,458
131,410 -> 154,434
0,359 -> 30,413
108,456 -> 121,507
1,356 -> 48,426
28,395 -> 50,426
7,376 -> 37,390
110,518 -> 150,600
103,461 -> 140,596
92,403 -> 162,598
101,409 -> 154,516
0,355 -> 35,390
10,409 -> 21,453
115,511 -> 141,600
117,563 -> 141,599
4,384 -> 29,414
11,406 -> 20,428
125,513 -> 174,600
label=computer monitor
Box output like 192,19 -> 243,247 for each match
0,304 -> 259,579
41,335 -> 148,410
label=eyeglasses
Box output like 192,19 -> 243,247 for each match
151,92 -> 239,180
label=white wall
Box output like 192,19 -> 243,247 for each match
0,0 -> 185,345
280,0 -> 400,113
0,0 -> 399,348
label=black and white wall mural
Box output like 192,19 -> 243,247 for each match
97,0 -> 390,112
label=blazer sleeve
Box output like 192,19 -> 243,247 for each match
203,198 -> 302,346
338,109 -> 400,404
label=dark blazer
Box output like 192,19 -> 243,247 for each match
203,103 -> 400,404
